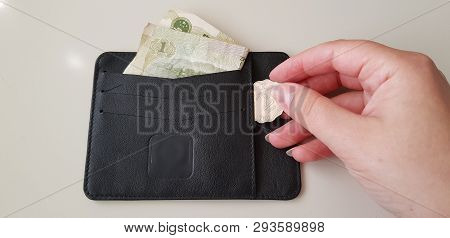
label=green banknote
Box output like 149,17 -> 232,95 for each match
123,23 -> 248,78
123,10 -> 281,123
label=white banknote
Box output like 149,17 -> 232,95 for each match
253,79 -> 283,123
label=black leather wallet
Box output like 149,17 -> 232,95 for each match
84,52 -> 301,200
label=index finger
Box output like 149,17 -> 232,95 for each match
269,40 -> 399,90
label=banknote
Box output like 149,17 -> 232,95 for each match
123,23 -> 248,78
123,10 -> 282,122
253,79 -> 283,123
159,9 -> 237,44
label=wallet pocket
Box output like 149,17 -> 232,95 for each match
84,56 -> 257,199
84,52 -> 301,200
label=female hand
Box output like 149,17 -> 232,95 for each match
266,40 -> 450,217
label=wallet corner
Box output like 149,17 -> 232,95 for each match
83,181 -> 97,201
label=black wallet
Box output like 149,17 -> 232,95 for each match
84,52 -> 301,200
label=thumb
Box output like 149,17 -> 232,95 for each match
271,83 -> 369,153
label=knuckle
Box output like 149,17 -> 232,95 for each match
328,39 -> 346,45
409,52 -> 435,67
328,39 -> 372,45
288,55 -> 303,72
320,40 -> 343,49
324,39 -> 378,52
400,52 -> 439,80
354,39 -> 374,46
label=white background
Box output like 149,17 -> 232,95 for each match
0,0 -> 449,217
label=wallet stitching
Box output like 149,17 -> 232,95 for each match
84,52 -> 105,197
101,109 -> 244,120
248,55 -> 256,199
251,52 -> 301,200
101,73 -> 244,99
101,92 -> 170,99
106,70 -> 242,82
102,83 -> 123,93
83,194 -> 299,200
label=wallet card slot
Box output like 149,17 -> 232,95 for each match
248,52 -> 301,199
85,52 -> 301,201
85,54 -> 257,199
97,91 -> 245,120
87,96 -> 255,198
96,70 -> 244,96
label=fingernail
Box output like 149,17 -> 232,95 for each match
264,134 -> 270,142
286,148 -> 294,157
271,85 -> 294,109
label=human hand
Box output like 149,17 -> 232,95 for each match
266,40 -> 450,217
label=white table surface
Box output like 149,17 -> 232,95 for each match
1,0 -> 449,217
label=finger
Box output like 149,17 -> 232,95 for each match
266,120 -> 310,149
332,91 -> 365,114
271,71 -> 357,100
299,72 -> 342,94
280,112 -> 291,119
273,73 -> 356,124
271,83 -> 374,155
270,40 -> 398,92
300,71 -> 361,94
267,91 -> 364,148
287,139 -> 333,163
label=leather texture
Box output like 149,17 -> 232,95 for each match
84,52 -> 301,200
